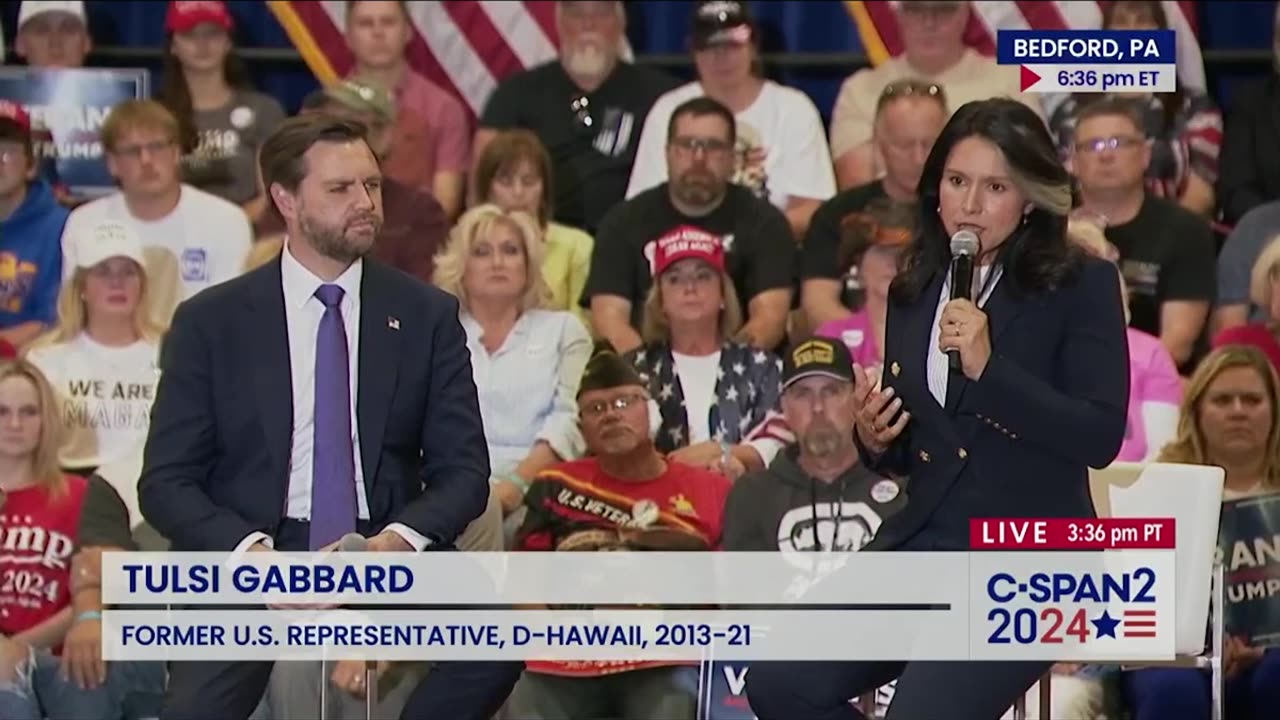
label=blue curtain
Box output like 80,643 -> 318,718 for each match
1,1 -> 1276,119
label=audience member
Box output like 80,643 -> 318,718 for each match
1213,235 -> 1280,371
0,361 -> 98,720
584,97 -> 795,355
474,0 -> 679,233
1072,97 -> 1216,372
57,456 -> 170,720
1216,198 -> 1280,332
0,100 -> 66,352
626,227 -> 782,479
827,0 -> 1037,190
344,0 -> 469,218
626,1 -> 836,238
25,220 -> 165,478
1123,346 -> 1280,720
509,341 -> 731,720
60,100 -> 252,324
433,205 -> 591,518
1218,3 -> 1280,226
14,0 -> 90,69
723,337 -> 905,552
472,129 -> 594,321
159,0 -> 286,221
267,79 -> 449,282
1049,1 -> 1222,217
802,79 -> 944,329
812,197 -> 913,375
1071,216 -> 1181,462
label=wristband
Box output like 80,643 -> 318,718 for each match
75,610 -> 102,623
500,472 -> 531,494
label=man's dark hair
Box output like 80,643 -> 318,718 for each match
1071,96 -> 1148,140
259,114 -> 370,197
666,96 -> 736,145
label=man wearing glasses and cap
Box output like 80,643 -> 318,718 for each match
626,0 -> 836,239
828,0 -> 1042,190
508,341 -> 731,719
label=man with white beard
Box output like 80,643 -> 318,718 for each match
471,0 -> 679,234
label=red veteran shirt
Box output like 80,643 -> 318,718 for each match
516,458 -> 731,677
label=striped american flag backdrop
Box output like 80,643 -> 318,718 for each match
847,1 -> 1206,92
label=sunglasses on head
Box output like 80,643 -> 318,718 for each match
876,80 -> 946,114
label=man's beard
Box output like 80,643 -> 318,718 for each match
800,417 -> 845,459
299,209 -> 381,264
672,170 -> 725,208
563,40 -> 611,78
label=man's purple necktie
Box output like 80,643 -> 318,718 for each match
310,283 -> 357,550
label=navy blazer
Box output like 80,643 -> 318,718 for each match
864,255 -> 1130,550
138,256 -> 491,551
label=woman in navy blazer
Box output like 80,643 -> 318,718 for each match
747,99 -> 1130,719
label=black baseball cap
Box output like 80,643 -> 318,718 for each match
691,0 -> 754,50
782,337 -> 856,389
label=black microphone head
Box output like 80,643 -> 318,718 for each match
950,230 -> 980,257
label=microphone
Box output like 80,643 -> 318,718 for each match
336,533 -> 368,553
947,231 -> 980,372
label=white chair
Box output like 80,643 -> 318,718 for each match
1012,461 -> 1227,720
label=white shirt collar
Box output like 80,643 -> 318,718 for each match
280,238 -> 363,310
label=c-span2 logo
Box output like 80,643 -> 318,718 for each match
985,568 -> 1157,645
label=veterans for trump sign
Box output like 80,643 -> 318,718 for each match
0,67 -> 150,197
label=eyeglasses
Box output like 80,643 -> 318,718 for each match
1074,136 -> 1143,154
111,139 -> 176,160
570,95 -> 594,133
876,80 -> 946,114
668,136 -> 734,157
580,392 -> 646,418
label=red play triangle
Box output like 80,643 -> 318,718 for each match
1020,65 -> 1041,91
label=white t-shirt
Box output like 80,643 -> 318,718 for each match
26,335 -> 161,469
626,80 -> 837,210
61,184 -> 252,321
672,351 -> 721,444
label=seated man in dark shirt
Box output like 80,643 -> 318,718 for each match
801,79 -> 947,329
470,0 -> 679,234
254,80 -> 448,283
583,96 -> 796,354
1072,96 -> 1216,372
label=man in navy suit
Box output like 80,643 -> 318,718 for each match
139,114 -> 522,720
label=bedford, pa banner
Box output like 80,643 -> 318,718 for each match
0,67 -> 149,197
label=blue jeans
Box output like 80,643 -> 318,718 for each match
1122,648 -> 1280,720
0,647 -> 167,720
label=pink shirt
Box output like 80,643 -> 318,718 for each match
373,70 -> 471,194
1118,327 -> 1183,462
816,310 -> 883,370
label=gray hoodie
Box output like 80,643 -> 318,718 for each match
722,448 -> 907,552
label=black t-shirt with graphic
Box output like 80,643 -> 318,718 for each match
801,180 -> 889,281
582,184 -> 797,328
1105,195 -> 1216,364
480,61 -> 679,233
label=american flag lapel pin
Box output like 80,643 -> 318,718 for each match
388,316 -> 400,330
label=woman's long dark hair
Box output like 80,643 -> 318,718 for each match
891,98 -> 1083,304
157,34 -> 254,155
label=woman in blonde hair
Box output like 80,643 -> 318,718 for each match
0,359 -> 94,718
1121,346 -> 1280,720
25,220 -> 165,478
434,204 -> 591,518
